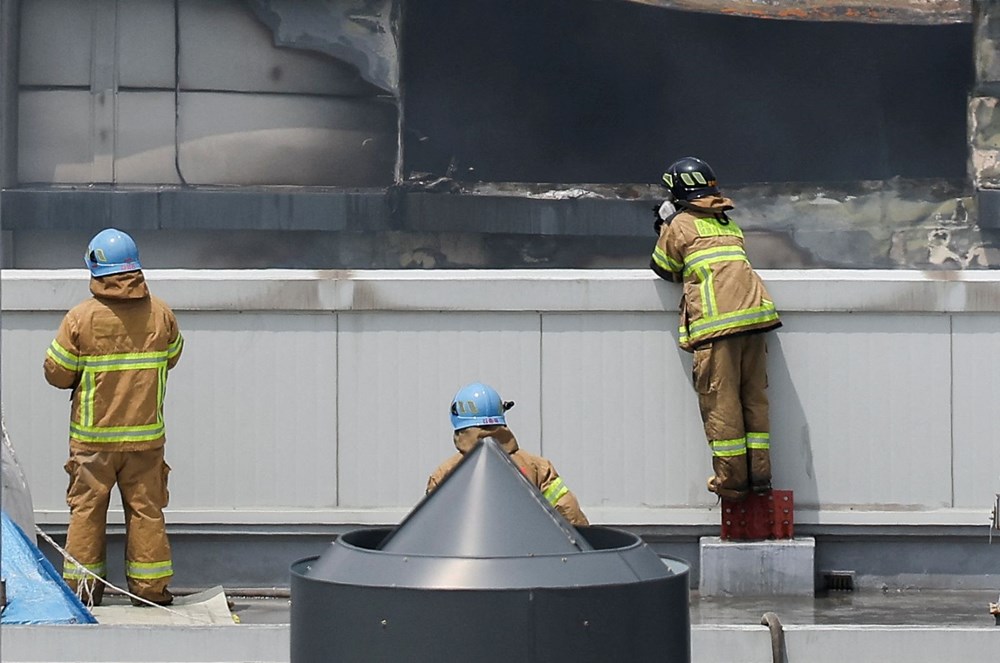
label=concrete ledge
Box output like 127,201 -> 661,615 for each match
5,623 -> 996,663
1,624 -> 290,662
8,268 -> 1000,313
692,625 -> 1000,663
699,536 -> 816,597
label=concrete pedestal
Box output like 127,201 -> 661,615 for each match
699,536 -> 815,597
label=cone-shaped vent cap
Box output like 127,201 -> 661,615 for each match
379,438 -> 592,556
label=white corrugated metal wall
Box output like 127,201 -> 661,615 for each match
3,269 -> 997,527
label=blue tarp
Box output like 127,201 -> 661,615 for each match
1,510 -> 96,624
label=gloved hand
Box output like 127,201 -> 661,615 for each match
653,200 -> 676,234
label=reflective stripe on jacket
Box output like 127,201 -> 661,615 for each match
44,271 -> 183,451
427,425 -> 590,527
650,195 -> 781,351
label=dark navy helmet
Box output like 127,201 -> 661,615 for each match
661,157 -> 720,201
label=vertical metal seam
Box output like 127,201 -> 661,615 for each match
538,312 -> 544,457
335,310 -> 340,507
172,0 -> 187,185
112,0 -> 120,184
949,313 -> 955,507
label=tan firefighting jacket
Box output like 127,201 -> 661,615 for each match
43,271 -> 183,452
426,425 -> 589,526
650,195 -> 781,351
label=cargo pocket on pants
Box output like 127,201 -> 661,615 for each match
160,461 -> 171,509
692,344 -> 714,395
64,458 -> 81,509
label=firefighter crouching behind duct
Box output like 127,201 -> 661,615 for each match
650,157 -> 782,501
43,228 -> 183,607
427,382 -> 589,527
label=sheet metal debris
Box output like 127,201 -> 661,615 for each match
624,0 -> 971,24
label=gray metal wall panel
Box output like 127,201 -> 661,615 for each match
0,312 -> 78,513
118,0 -> 176,88
116,91 -> 181,183
17,91 -> 96,183
771,313 -> 953,509
952,315 -> 1000,508
18,0 -> 92,86
178,0 -> 372,96
164,312 -> 339,511
5,271 -> 997,526
541,313 -> 710,508
337,312 -> 541,508
176,92 -> 396,186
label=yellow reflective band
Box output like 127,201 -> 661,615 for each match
543,477 -> 569,505
80,369 -> 95,427
698,265 -> 716,318
652,246 -> 682,273
685,303 -> 781,343
711,437 -> 747,457
126,559 -> 173,580
63,560 -> 106,580
747,432 -> 770,450
70,421 -> 166,443
47,340 -> 80,371
81,350 -> 169,372
694,217 -> 744,239
167,334 -> 184,359
683,246 -> 749,277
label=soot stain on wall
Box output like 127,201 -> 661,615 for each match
402,0 -> 974,185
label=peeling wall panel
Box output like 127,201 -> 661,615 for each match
179,0 -> 375,96
246,0 -> 400,94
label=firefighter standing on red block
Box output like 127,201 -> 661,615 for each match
650,157 -> 782,501
44,228 -> 183,606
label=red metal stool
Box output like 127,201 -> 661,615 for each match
720,489 -> 794,541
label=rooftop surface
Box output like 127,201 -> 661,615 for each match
142,587 -> 1000,628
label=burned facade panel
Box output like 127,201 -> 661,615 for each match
0,0 -> 992,269
402,0 -> 972,185
624,0 -> 971,25
15,0 -> 398,187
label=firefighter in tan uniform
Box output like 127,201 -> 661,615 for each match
650,157 -> 782,501
427,382 -> 589,526
44,228 -> 183,606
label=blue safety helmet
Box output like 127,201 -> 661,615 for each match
85,228 -> 141,277
449,382 -> 513,431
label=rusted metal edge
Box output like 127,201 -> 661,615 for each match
623,0 -> 972,25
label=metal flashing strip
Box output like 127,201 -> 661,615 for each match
7,269 -> 1000,313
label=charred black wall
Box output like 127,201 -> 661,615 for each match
402,0 -> 974,185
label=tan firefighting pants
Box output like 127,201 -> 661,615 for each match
692,333 -> 772,500
63,447 -> 173,605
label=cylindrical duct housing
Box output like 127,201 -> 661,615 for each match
291,526 -> 690,663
